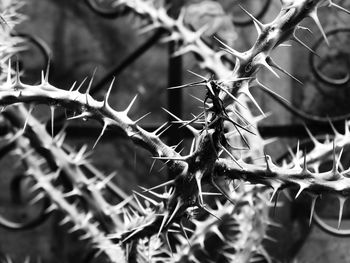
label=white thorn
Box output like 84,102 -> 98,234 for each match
76,77 -> 88,92
23,105 -> 35,132
295,183 -> 306,199
329,1 -> 350,14
69,81 -> 77,92
50,106 -> 55,138
92,122 -> 108,149
309,11 -> 329,46
260,58 -> 280,79
239,5 -> 265,34
309,195 -> 317,226
104,77 -> 116,107
124,95 -> 138,115
338,196 -> 346,229
6,59 -> 12,86
266,57 -> 303,84
292,31 -> 318,56
214,36 -> 246,61
44,59 -> 51,83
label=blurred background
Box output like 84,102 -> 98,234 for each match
0,0 -> 350,262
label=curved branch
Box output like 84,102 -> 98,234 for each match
215,156 -> 350,198
0,75 -> 185,172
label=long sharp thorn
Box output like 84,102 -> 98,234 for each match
330,2 -> 350,15
295,183 -> 305,199
7,59 -> 11,85
143,180 -> 175,192
41,70 -> 45,83
201,205 -> 221,221
76,77 -> 88,92
86,69 -> 97,104
273,191 -> 280,217
227,117 -> 255,135
134,112 -> 151,123
243,87 -> 265,116
238,5 -> 265,33
44,58 -> 50,83
45,204 -> 57,214
167,200 -> 182,225
218,85 -> 247,109
309,11 -> 329,46
338,196 -> 346,229
168,80 -> 205,89
211,177 -> 235,205
233,123 -> 251,148
87,68 -> 97,95
157,123 -> 172,137
164,232 -> 173,256
266,57 -> 303,84
189,138 -> 196,154
69,81 -> 77,92
93,122 -> 108,149
138,186 -> 164,199
187,70 -> 207,80
133,191 -> 158,206
296,140 -> 300,158
279,43 -> 292,47
121,228 -> 142,243
202,192 -> 221,196
66,113 -> 89,121
332,140 -> 337,172
292,33 -> 319,56
149,159 -> 156,175
172,139 -> 184,150
337,148 -> 344,170
327,117 -> 340,136
59,216 -> 70,226
30,192 -> 45,205
195,173 -> 203,205
255,79 -> 290,103
206,82 -> 215,96
180,221 -> 191,246
23,105 -> 34,131
153,122 -> 168,135
132,193 -> 146,213
309,195 -> 317,226
179,113 -> 204,128
15,57 -> 20,84
75,144 -> 88,162
221,146 -> 242,168
124,95 -> 138,114
151,156 -> 185,161
261,59 -> 280,78
303,124 -> 320,146
157,213 -> 169,238
162,107 -> 198,135
50,106 -> 55,138
239,81 -> 265,115
269,186 -> 278,203
162,107 -> 183,121
104,77 -> 115,107
214,36 -> 245,60
188,94 -> 208,106
303,149 -> 307,172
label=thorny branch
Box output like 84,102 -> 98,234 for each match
0,0 -> 350,261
